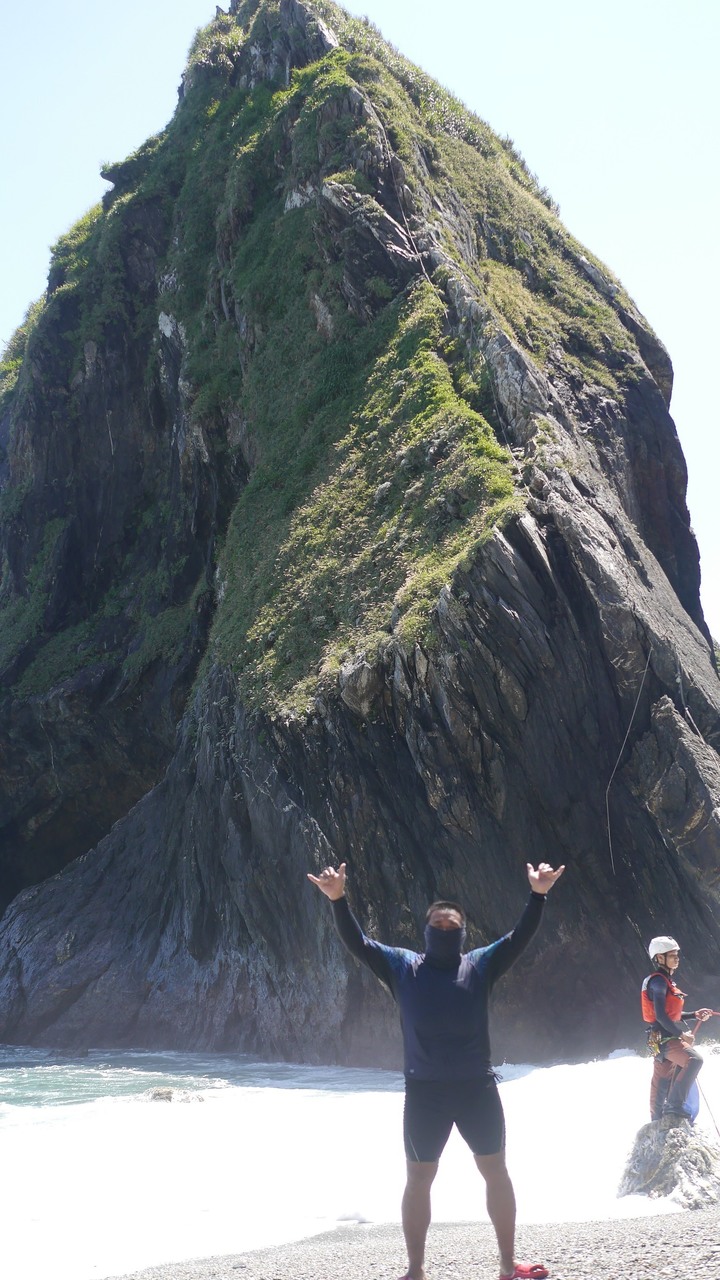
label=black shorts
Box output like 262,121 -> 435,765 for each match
403,1076 -> 505,1162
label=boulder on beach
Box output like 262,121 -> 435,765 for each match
146,1087 -> 204,1103
619,1115 -> 720,1208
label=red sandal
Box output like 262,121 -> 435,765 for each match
499,1265 -> 549,1280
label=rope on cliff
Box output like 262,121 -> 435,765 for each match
689,1015 -> 720,1141
373,106 -> 524,496
605,644 -> 653,875
696,1078 -> 720,1142
377,110 -> 529,493
369,85 -> 539,508
467,330 -> 537,501
371,108 -> 435,290
675,653 -> 704,739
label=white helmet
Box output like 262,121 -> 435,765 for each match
648,935 -> 680,960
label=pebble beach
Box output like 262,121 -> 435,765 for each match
107,1209 -> 720,1280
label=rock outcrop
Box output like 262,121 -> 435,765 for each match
619,1115 -> 720,1209
0,0 -> 718,1063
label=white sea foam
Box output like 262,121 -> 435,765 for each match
1,1045 -> 718,1280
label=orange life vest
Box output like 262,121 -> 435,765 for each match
641,971 -> 686,1024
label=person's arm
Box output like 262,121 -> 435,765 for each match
681,1009 -> 714,1046
482,862 -> 565,982
307,862 -> 398,988
330,896 -> 398,986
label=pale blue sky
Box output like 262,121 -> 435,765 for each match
1,0 -> 718,638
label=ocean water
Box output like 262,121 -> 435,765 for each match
1,1042 -> 719,1280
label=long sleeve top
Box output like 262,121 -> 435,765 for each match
331,892 -> 546,1082
646,975 -> 698,1037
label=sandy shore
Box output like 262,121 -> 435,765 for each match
106,1209 -> 720,1280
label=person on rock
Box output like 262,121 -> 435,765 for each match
641,936 -> 712,1121
308,858 -> 565,1280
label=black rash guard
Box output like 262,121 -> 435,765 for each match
331,892 -> 545,1082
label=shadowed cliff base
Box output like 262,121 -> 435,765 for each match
0,0 -> 718,1062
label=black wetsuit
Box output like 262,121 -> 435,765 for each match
332,893 -> 545,1079
331,892 -> 545,1158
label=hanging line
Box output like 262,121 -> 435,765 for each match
605,644 -> 653,875
696,1078 -> 720,1141
690,1016 -> 720,1142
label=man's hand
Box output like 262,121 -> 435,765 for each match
307,863 -> 347,901
527,862 -> 565,894
681,1031 -> 695,1046
695,1008 -> 713,1022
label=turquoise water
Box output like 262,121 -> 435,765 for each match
0,1044 -> 406,1280
0,1043 -> 401,1109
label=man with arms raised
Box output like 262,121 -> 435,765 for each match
308,859 -> 564,1280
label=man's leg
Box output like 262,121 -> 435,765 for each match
401,1159 -> 438,1280
402,1082 -> 452,1279
474,1150 -> 516,1277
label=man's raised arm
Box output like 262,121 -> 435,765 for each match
483,861 -> 565,982
307,862 -> 396,986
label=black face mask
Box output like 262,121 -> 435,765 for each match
423,924 -> 466,968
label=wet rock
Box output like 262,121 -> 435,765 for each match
619,1116 -> 720,1208
147,1088 -> 204,1103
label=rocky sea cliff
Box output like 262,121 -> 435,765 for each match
0,0 -> 718,1063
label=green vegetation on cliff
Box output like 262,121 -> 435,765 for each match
0,298 -> 45,412
0,0 -> 656,714
215,279 -> 517,710
0,519 -> 69,676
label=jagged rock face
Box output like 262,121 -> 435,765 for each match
619,1115 -> 720,1209
0,0 -> 719,1061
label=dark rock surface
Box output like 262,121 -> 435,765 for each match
0,0 -> 719,1062
0,189 -> 225,909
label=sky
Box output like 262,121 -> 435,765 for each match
1,0 -> 718,638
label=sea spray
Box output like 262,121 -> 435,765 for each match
1,1046 -> 718,1280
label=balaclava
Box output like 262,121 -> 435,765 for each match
423,922 -> 466,968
